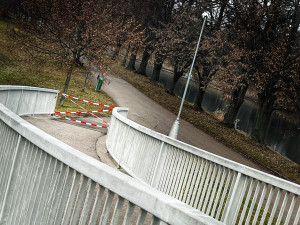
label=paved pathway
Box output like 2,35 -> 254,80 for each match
101,75 -> 267,172
25,73 -> 268,173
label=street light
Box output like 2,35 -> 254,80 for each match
168,12 -> 209,139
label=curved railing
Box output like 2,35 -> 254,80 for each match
0,85 -> 58,116
106,107 -> 300,225
0,86 -> 222,225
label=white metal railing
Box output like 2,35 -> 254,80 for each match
0,87 -> 223,225
106,107 -> 300,225
0,85 -> 58,116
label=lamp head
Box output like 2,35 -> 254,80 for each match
202,12 -> 209,18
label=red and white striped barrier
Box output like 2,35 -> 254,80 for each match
54,109 -> 113,114
56,91 -> 114,127
58,91 -> 115,108
56,115 -> 108,129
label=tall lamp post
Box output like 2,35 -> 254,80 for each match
169,12 -> 209,139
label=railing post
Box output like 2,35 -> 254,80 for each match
4,90 -> 9,106
16,89 -> 23,115
32,91 -> 40,116
221,172 -> 248,224
0,134 -> 22,222
151,142 -> 167,189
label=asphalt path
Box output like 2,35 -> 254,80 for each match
101,75 -> 267,172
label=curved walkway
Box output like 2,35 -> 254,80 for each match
24,74 -> 266,173
101,75 -> 267,172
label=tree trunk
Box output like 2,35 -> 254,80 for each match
137,49 -> 151,76
112,43 -> 122,60
127,52 -> 137,71
122,44 -> 130,66
59,62 -> 75,106
151,62 -> 163,82
215,0 -> 227,29
222,82 -> 249,128
252,93 -> 275,143
81,72 -> 88,92
194,81 -> 206,110
169,70 -> 183,95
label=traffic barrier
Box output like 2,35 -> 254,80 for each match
58,91 -> 115,108
54,109 -> 113,114
56,115 -> 108,129
57,91 -> 113,125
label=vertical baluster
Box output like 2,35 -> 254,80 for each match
99,190 -> 115,224
45,162 -> 66,224
52,167 -> 75,225
182,156 -> 198,203
292,204 -> 300,225
0,124 -> 10,187
202,164 -> 219,213
147,140 -> 161,184
78,181 -> 97,225
150,216 -> 160,225
205,166 -> 222,216
216,170 -> 234,220
164,147 -> 179,195
284,194 -> 297,225
210,167 -> 226,218
34,157 -> 57,224
174,151 -> 189,200
151,142 -> 166,189
14,147 -> 43,225
196,161 -> 213,209
0,130 -> 17,196
136,209 -> 147,225
87,185 -> 105,224
192,160 -> 210,208
184,157 -> 202,205
0,135 -> 23,223
28,154 -> 52,224
110,196 -> 125,225
189,159 -> 205,207
159,145 -> 175,193
40,160 -> 61,222
267,188 -> 282,225
122,201 -> 135,225
243,180 -> 262,224
259,186 -> 275,225
275,191 -> 288,225
167,149 -> 184,198
69,175 -> 89,225
61,171 -> 82,224
46,165 -> 69,224
252,183 -> 269,225
166,148 -> 182,197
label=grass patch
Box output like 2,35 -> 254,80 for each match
107,58 -> 300,184
0,19 -> 115,115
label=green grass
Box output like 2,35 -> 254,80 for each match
0,19 -> 115,115
106,58 -> 300,185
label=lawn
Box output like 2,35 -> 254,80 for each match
0,19 -> 115,115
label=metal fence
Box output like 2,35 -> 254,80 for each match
0,85 -> 58,116
0,86 -> 222,225
106,107 -> 300,225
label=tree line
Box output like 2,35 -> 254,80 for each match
116,0 -> 300,144
1,0 -> 300,144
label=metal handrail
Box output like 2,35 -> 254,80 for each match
107,107 -> 300,225
0,86 -> 222,225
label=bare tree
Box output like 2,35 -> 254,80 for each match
12,0 -> 125,106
